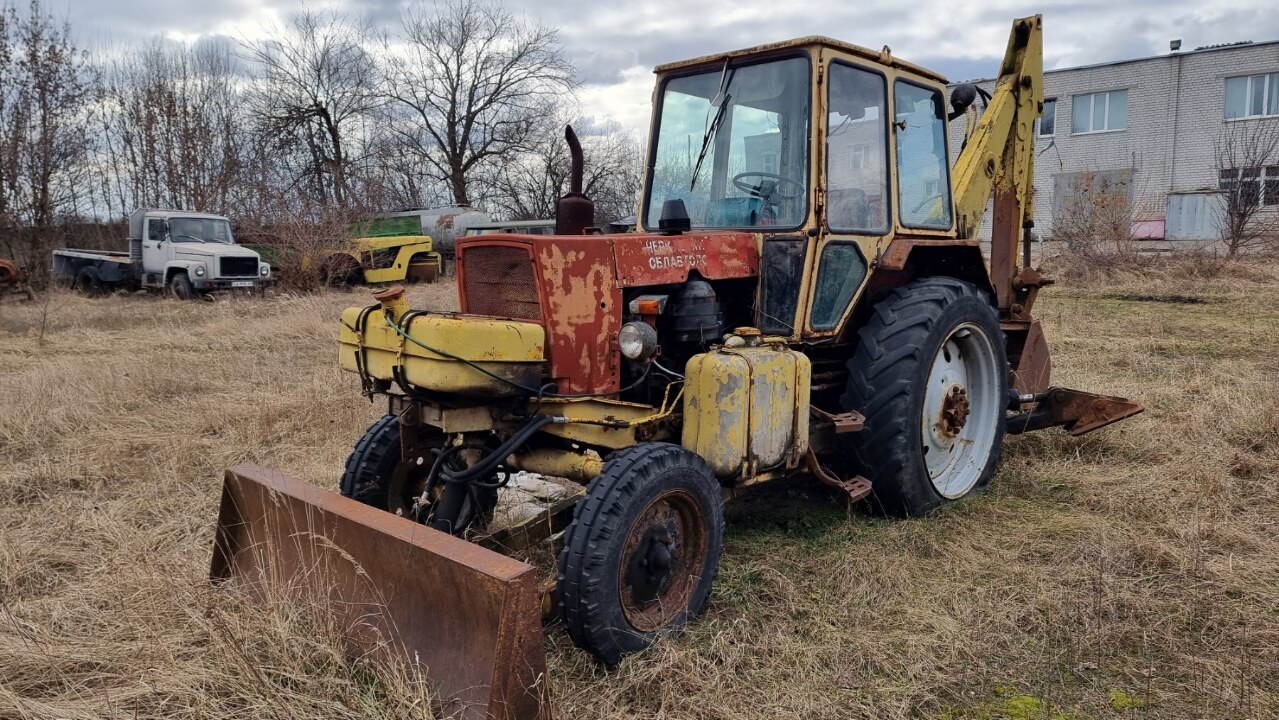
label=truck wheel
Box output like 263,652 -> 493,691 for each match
74,267 -> 106,297
339,415 -> 497,533
558,443 -> 725,666
841,276 -> 1008,517
169,272 -> 194,300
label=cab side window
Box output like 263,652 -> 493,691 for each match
826,63 -> 889,234
147,219 -> 165,242
894,80 -> 953,229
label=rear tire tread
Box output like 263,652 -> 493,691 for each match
841,276 -> 1005,517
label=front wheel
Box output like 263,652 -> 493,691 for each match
841,277 -> 1008,516
339,415 -> 497,534
169,272 -> 194,300
558,443 -> 725,666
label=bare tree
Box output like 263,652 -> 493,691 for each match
0,0 -> 96,270
241,9 -> 380,209
1048,168 -> 1140,257
1215,120 -> 1279,256
490,114 -> 641,222
384,0 -> 574,207
97,39 -> 247,217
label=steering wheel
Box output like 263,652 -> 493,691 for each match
732,172 -> 805,201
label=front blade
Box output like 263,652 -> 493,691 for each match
211,464 -> 549,720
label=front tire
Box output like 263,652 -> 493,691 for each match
841,277 -> 1007,516
558,443 -> 725,666
169,272 -> 194,300
339,415 -> 497,534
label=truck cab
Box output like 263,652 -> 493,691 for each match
130,209 -> 271,296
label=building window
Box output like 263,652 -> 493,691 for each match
1071,90 -> 1128,133
1225,73 -> 1279,119
1220,166 -> 1279,206
850,145 -> 867,170
1039,98 -> 1056,136
762,152 -> 778,175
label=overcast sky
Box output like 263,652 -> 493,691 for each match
49,0 -> 1279,134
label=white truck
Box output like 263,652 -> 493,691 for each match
52,209 -> 271,298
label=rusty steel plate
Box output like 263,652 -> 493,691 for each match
211,464 -> 549,720
611,232 -> 759,287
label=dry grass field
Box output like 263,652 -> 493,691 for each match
2,259 -> 1277,719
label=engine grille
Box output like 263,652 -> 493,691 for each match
219,256 -> 259,277
461,245 -> 542,321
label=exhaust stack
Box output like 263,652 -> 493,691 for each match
555,125 -> 595,235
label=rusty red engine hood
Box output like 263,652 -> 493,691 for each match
455,231 -> 759,395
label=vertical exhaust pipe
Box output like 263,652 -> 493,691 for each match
555,125 -> 595,235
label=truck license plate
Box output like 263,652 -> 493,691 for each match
231,281 -> 254,288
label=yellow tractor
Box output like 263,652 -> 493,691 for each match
214,17 -> 1142,718
318,215 -> 443,285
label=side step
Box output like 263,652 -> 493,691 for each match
211,465 -> 550,720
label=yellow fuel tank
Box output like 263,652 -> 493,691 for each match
339,306 -> 545,396
681,330 -> 811,479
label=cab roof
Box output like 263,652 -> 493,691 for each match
653,35 -> 947,84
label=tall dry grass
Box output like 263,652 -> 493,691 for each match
1,269 -> 1277,718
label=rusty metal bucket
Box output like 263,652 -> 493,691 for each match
211,464 -> 550,720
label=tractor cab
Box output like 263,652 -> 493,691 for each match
641,38 -> 957,339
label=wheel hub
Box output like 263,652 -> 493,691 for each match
625,528 -> 676,605
938,384 -> 971,436
618,490 -> 707,633
920,322 -> 1002,499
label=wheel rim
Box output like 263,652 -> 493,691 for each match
387,451 -> 432,519
919,321 -> 1001,499
618,489 -> 707,633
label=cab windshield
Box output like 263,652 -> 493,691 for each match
644,56 -> 810,230
170,217 -> 234,244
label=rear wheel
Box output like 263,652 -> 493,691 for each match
558,443 -> 725,666
841,276 -> 1007,516
74,267 -> 106,297
339,415 -> 498,534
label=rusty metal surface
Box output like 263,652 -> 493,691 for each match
406,256 -> 440,283
611,232 -> 758,287
533,236 -> 622,395
211,465 -> 549,720
805,449 -> 874,503
875,237 -> 983,271
0,258 -> 33,300
458,242 -> 544,321
618,489 -> 707,633
1004,319 -> 1052,395
809,405 -> 865,433
1005,387 -> 1144,436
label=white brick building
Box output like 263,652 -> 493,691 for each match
949,40 -> 1279,247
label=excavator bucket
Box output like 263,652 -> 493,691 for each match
210,464 -> 549,720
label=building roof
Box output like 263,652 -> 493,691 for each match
955,37 -> 1279,85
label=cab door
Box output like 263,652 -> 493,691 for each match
141,216 -> 169,280
802,58 -> 894,339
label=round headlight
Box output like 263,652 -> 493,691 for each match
193,265 -> 205,277
260,264 -> 270,276
618,321 -> 658,361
